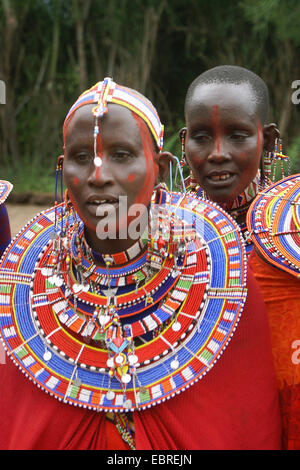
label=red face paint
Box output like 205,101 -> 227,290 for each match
73,177 -> 79,185
127,173 -> 135,183
131,111 -> 158,206
256,121 -> 263,159
95,123 -> 103,180
211,105 -> 221,154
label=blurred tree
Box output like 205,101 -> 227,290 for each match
0,0 -> 299,192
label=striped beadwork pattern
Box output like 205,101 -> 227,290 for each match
0,194 -> 247,412
64,78 -> 164,151
247,174 -> 300,277
0,180 -> 13,204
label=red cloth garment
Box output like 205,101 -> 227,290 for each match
0,267 -> 281,450
249,250 -> 300,450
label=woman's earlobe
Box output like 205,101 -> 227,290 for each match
157,151 -> 174,183
263,123 -> 280,152
57,155 -> 64,168
179,127 -> 187,139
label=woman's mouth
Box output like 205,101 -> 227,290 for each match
206,172 -> 235,185
86,197 -> 119,216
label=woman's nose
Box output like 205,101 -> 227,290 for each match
87,156 -> 114,186
207,138 -> 231,163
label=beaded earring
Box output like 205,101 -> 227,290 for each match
174,129 -> 187,190
271,138 -> 290,181
263,150 -> 273,181
54,155 -> 64,235
179,128 -> 187,167
45,155 -> 66,286
178,128 -> 198,192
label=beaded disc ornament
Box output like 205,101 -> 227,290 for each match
0,191 -> 247,412
247,173 -> 300,278
0,180 -> 13,204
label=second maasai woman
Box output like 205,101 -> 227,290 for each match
182,65 -> 299,449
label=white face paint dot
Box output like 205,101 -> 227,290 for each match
94,156 -> 102,167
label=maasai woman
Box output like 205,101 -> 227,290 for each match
181,65 -> 279,256
0,78 -> 280,450
0,180 -> 12,258
182,65 -> 299,449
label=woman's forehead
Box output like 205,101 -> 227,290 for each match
186,82 -> 259,122
65,103 -> 141,145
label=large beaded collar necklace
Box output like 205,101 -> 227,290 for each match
0,180 -> 13,204
0,189 -> 248,412
247,173 -> 300,278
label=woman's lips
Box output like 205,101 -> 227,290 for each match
86,199 -> 119,216
206,172 -> 236,186
209,172 -> 231,181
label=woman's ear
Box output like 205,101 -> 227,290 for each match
263,123 -> 280,152
157,151 -> 174,183
179,127 -> 187,141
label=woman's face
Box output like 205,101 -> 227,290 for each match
184,82 -> 264,204
63,103 -> 159,251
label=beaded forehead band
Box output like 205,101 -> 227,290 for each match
63,77 -> 164,166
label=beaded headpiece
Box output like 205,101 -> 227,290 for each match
63,77 -> 164,152
0,180 -> 13,205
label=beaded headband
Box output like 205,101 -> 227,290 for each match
63,77 -> 164,152
0,180 -> 13,204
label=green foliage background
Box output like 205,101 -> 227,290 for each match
0,0 -> 299,193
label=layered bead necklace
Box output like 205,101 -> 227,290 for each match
0,188 -> 248,448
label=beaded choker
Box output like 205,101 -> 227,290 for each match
0,190 -> 247,413
187,173 -> 263,256
0,180 -> 13,204
247,173 -> 300,278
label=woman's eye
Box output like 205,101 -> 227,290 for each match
111,151 -> 134,162
193,133 -> 211,143
74,152 -> 91,163
230,133 -> 249,141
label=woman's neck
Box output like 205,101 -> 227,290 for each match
84,229 -> 142,255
